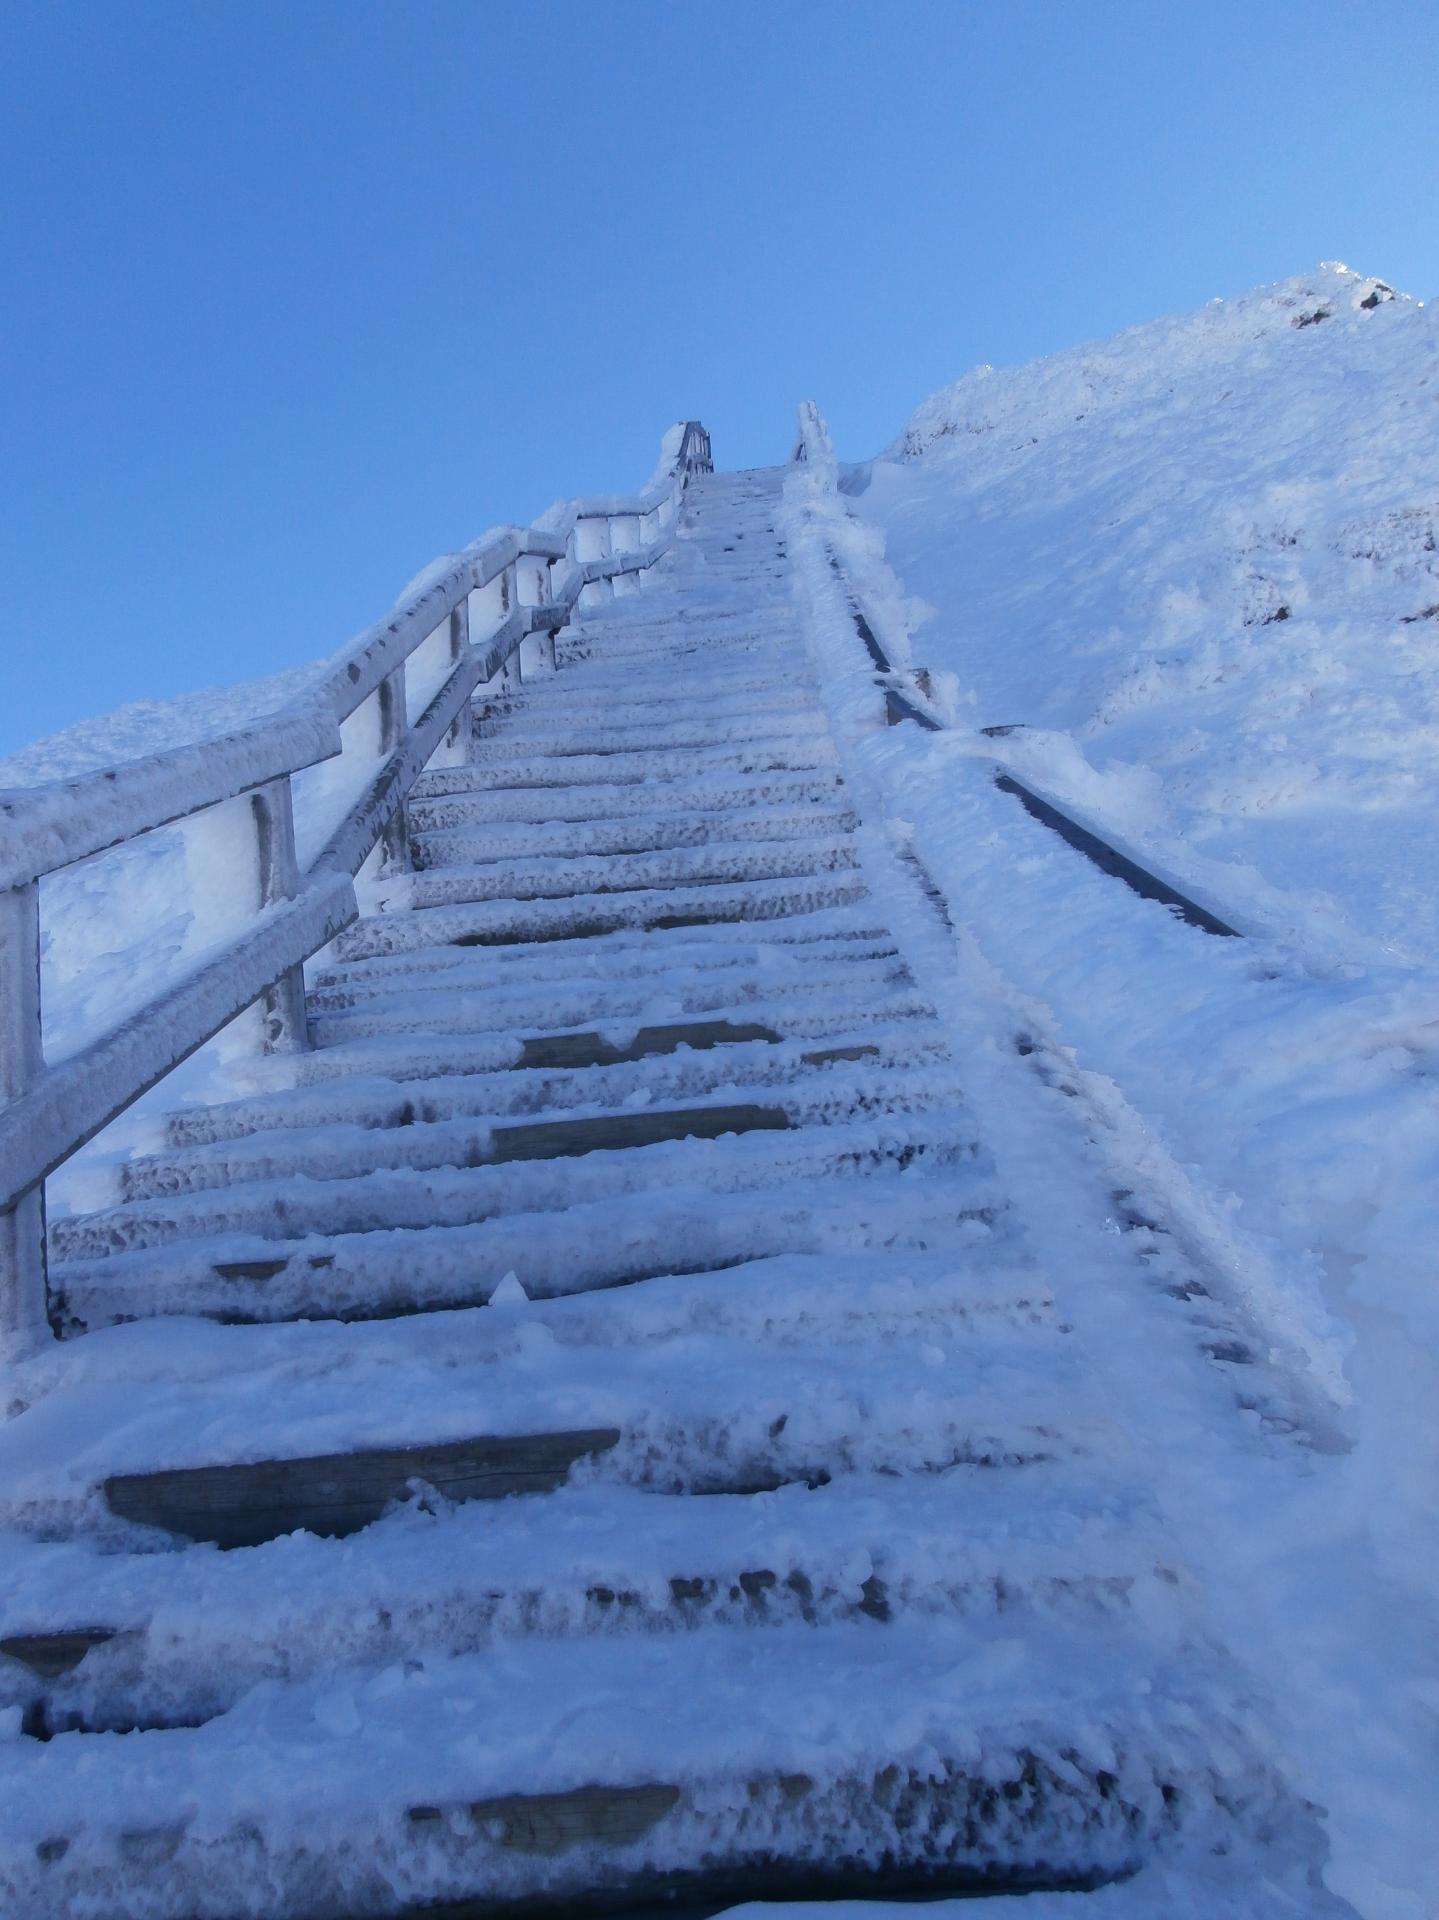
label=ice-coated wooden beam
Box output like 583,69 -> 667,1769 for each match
0,421 -> 710,896
0,871 -> 356,1215
0,879 -> 47,1354
0,704 -> 342,896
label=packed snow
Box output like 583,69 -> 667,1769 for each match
779,265 -> 1438,1918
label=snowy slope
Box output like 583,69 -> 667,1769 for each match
803,266 -> 1439,1920
858,264 -> 1438,958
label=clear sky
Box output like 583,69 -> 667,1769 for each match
3,0 -> 1434,758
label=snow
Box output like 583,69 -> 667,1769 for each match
858,263 -> 1439,959
783,268 -> 1439,1917
0,459 -> 1359,1917
0,664 -> 331,793
4,294 -> 1438,1915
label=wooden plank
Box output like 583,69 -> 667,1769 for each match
0,878 -> 49,1354
516,1021 -> 783,1070
0,1628 -> 116,1679
993,773 -> 1242,938
0,872 -> 356,1215
800,1043 -> 880,1067
252,777 -> 309,1053
414,1856 -> 1114,1919
450,888 -> 853,947
103,1428 -> 621,1549
409,1784 -> 682,1856
487,1104 -> 791,1165
0,705 -> 341,895
400,1758 -> 1131,1917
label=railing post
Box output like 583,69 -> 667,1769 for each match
499,564 -> 522,691
376,670 -> 411,874
251,779 -> 310,1054
446,597 -> 470,756
1,880 -> 50,1356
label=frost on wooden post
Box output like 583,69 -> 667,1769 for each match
0,879 -> 46,1355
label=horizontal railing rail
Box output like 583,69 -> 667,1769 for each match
0,421 -> 713,1357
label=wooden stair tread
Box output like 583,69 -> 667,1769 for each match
103,1428 -> 623,1549
486,1102 -> 793,1164
517,1018 -> 783,1069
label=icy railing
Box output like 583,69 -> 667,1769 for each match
0,421 -> 714,1355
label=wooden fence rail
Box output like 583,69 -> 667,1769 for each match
0,422 -> 713,1356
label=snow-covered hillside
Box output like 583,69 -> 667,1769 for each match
858,263 -> 1438,958
808,265 -> 1439,1919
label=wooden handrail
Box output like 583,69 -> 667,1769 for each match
0,430 -> 712,893
0,422 -> 713,1355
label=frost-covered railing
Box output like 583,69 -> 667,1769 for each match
0,421 -> 714,1354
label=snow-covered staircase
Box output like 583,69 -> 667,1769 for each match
0,470 -> 1327,1915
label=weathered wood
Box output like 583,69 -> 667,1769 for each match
0,872 -> 356,1215
516,1020 -> 783,1071
487,1104 -> 791,1165
409,1783 -> 682,1855
446,598 -> 471,754
377,669 -> 412,875
0,708 -> 341,896
993,773 -> 1242,938
1,879 -> 49,1352
800,1042 -> 881,1067
252,778 -> 309,1054
0,1628 -> 116,1679
451,887 -> 862,949
104,1427 -> 622,1549
412,1855 -> 1114,1919
401,1756 -> 1132,1918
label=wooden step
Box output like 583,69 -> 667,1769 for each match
305,953 -> 917,1035
468,713 -> 830,759
406,838 -> 859,910
329,875 -> 871,960
311,912 -> 895,994
408,769 -> 845,825
5,1461 -> 1168,1737
456,740 -> 836,793
473,683 -> 818,731
50,1103 -> 978,1265
281,1002 -> 939,1096
104,1428 -> 622,1549
411,805 -> 858,870
153,1029 -> 911,1156
0,1617 -> 1279,1917
50,1161 -> 999,1329
129,1071 -> 927,1201
486,1102 -> 791,1165
522,1017 -> 781,1068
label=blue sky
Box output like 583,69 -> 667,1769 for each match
3,0 -> 1434,757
